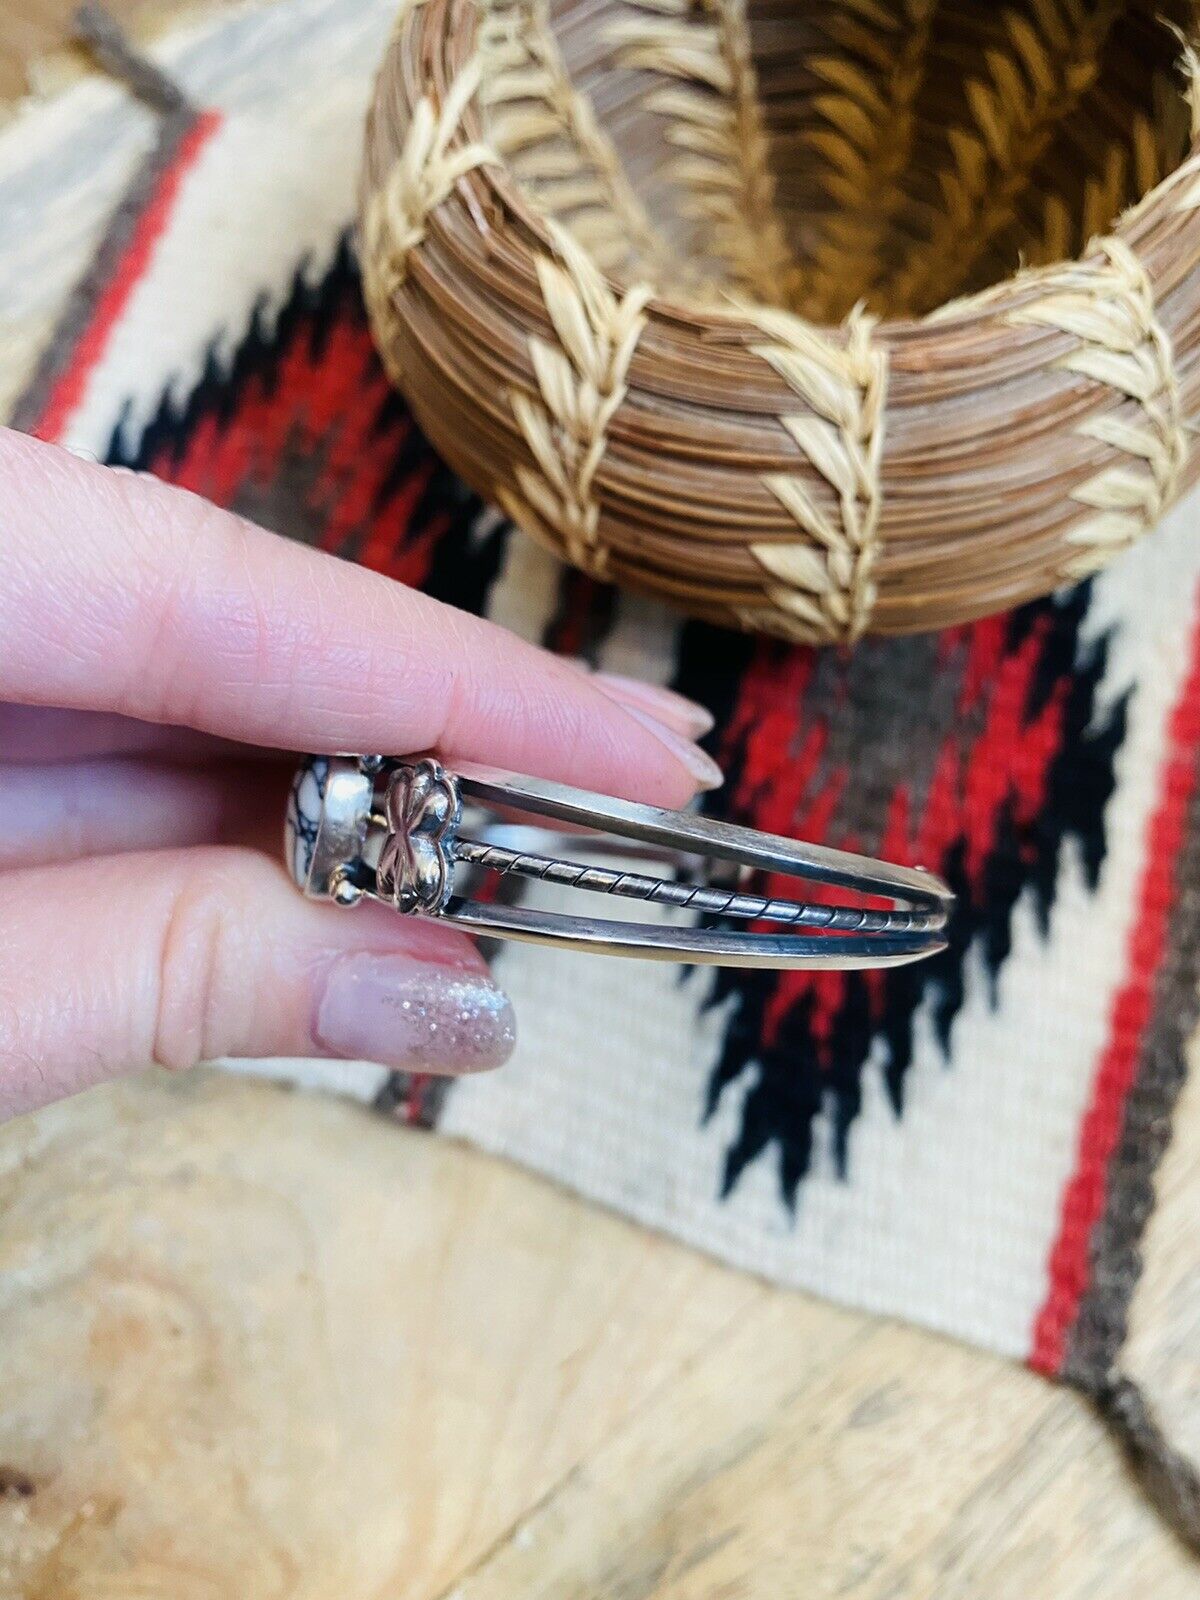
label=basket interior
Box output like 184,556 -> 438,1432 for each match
517,0 -> 1199,320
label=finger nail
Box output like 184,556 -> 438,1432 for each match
593,672 -> 715,738
314,953 -> 516,1074
620,704 -> 723,791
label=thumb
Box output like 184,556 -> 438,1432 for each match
0,848 -> 515,1121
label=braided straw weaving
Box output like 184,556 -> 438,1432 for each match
361,0 -> 1200,641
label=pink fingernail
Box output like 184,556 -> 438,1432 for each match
620,704 -> 723,791
593,672 -> 715,738
314,953 -> 516,1073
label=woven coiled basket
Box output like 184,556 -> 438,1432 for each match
361,0 -> 1200,641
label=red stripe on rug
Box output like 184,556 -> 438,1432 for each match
34,109 -> 223,444
1030,585 -> 1200,1375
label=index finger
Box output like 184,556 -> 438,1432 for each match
0,430 -> 719,804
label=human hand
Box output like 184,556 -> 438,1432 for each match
0,428 -> 719,1120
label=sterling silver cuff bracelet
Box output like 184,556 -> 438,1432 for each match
286,754 -> 954,970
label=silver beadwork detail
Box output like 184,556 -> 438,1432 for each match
376,757 -> 462,915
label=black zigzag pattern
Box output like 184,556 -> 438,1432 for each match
88,244 -> 1130,1215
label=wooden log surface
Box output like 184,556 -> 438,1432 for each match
0,1064 -> 1197,1599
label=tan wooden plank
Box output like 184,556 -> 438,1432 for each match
0,1070 -> 758,1599
0,1058 -> 1197,1598
448,1316 -> 1193,1600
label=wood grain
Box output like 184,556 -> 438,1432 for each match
0,1065 -> 1196,1598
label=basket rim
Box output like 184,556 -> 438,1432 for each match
402,0 -> 1200,346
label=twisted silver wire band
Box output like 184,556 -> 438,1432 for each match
451,838 -> 944,935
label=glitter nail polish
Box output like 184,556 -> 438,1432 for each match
314,953 -> 516,1073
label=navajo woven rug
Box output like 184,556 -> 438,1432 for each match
3,0 -> 1199,1477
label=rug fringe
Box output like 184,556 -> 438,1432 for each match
1083,1369 -> 1200,1557
73,3 -> 191,115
